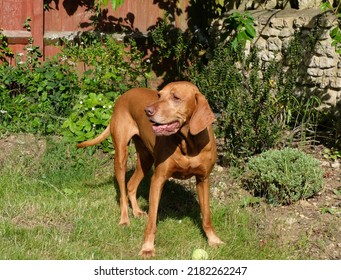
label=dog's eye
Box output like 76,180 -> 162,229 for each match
157,93 -> 161,99
172,94 -> 181,102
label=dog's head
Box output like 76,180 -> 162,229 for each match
144,81 -> 214,136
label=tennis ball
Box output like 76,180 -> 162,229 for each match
191,249 -> 209,260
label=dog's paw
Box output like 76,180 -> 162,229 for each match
139,245 -> 155,259
118,218 -> 130,226
133,209 -> 147,218
208,236 -> 224,247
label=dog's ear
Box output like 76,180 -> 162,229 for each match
189,92 -> 215,135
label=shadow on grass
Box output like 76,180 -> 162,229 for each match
157,180 -> 202,234
80,162 -> 204,238
114,169 -> 204,237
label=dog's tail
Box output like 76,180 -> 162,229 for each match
76,125 -> 111,148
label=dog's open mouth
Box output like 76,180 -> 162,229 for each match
150,120 -> 180,136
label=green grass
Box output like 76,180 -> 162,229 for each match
0,138 -> 297,260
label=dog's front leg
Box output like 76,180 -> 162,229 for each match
196,176 -> 223,246
139,172 -> 166,258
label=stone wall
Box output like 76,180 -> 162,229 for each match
212,7 -> 341,111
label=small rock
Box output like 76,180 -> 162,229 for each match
321,161 -> 330,167
320,57 -> 337,69
300,200 -> 313,208
286,217 -> 296,225
331,161 -> 340,169
279,28 -> 293,38
267,37 -> 282,51
306,56 -> 319,68
215,165 -> 224,172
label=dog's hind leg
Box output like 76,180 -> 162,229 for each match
127,137 -> 154,218
111,113 -> 139,226
113,140 -> 130,225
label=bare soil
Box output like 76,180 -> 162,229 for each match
0,134 -> 340,259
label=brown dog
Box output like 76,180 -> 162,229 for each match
77,81 -> 223,257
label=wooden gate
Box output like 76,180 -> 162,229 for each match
0,0 -> 189,61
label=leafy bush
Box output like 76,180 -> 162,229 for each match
62,92 -> 113,151
190,35 -> 321,164
61,34 -> 149,150
149,15 -> 209,83
150,18 -> 190,80
0,31 -> 149,146
190,45 -> 283,163
0,48 -> 78,134
242,148 -> 324,205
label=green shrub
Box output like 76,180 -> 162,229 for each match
62,92 -> 113,151
190,37 -> 321,164
150,18 -> 190,80
241,148 -> 324,205
61,34 -> 150,150
190,46 -> 283,163
188,13 -> 324,164
0,31 -> 149,145
0,51 -> 78,134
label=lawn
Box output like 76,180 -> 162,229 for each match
0,136 -> 299,260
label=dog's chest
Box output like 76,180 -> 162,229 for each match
171,154 -> 211,179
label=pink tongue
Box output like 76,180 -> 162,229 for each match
152,122 -> 179,135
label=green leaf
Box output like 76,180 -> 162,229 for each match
245,23 -> 256,39
237,30 -> 249,41
75,135 -> 86,142
62,118 -> 71,129
321,207 -> 335,215
320,1 -> 332,12
330,27 -> 340,38
42,91 -> 48,101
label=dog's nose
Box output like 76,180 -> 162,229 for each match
144,106 -> 155,117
